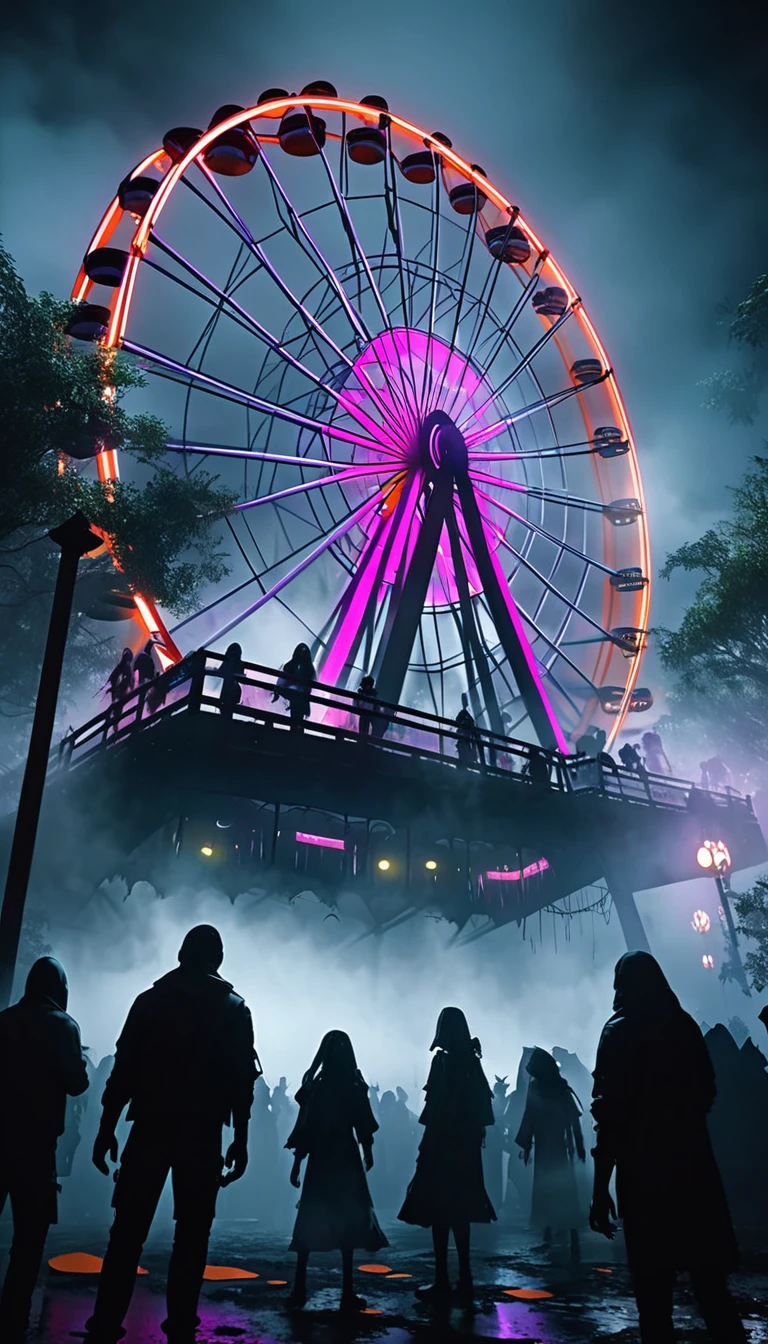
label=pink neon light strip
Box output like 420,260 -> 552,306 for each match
296,831 -> 345,851
485,858 -> 550,881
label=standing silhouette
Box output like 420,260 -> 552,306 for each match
273,643 -> 316,731
84,926 -> 257,1344
454,696 -> 481,768
590,951 -> 745,1344
133,641 -> 156,688
106,648 -> 134,733
285,1030 -> 386,1313
218,643 -> 244,720
399,1007 -> 495,1303
515,1047 -> 585,1259
0,957 -> 89,1343
641,729 -> 671,775
355,674 -> 380,741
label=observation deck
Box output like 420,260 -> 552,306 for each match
10,651 -> 766,944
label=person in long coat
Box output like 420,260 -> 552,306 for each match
515,1047 -> 585,1257
285,1030 -> 386,1313
590,951 -> 746,1344
399,1007 -> 495,1303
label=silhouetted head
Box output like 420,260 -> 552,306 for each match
526,1047 -> 562,1088
430,1006 -> 481,1058
759,1004 -> 768,1034
143,640 -> 155,655
224,642 -> 242,663
380,1089 -> 396,1111
612,950 -> 680,1017
121,647 -> 133,664
178,925 -> 224,973
360,675 -> 375,692
23,956 -> 68,1011
396,1086 -> 408,1104
303,1029 -> 360,1086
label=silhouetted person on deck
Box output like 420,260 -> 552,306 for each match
590,951 -> 745,1344
218,643 -> 243,720
399,1007 -> 495,1304
515,1047 -> 585,1260
619,742 -> 644,774
106,648 -> 134,734
0,958 -> 88,1343
286,1030 -> 386,1313
455,696 -> 481,768
523,747 -> 550,787
641,729 -> 671,775
273,643 -> 316,731
134,641 -> 157,688
356,675 -> 380,740
84,926 -> 257,1344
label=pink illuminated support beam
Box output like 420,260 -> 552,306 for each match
485,859 -> 550,881
296,831 -> 345,851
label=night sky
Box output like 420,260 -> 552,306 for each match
1,0 -> 766,635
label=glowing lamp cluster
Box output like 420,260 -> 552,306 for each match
696,840 -> 731,873
702,954 -> 715,971
691,909 -> 711,935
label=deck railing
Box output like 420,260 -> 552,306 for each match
54,649 -> 755,819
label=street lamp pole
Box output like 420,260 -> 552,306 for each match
0,512 -> 102,1009
715,870 -> 751,998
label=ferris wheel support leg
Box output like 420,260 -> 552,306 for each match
603,869 -> 651,954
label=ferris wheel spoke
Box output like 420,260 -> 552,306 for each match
474,589 -> 586,720
257,145 -> 372,346
473,484 -> 616,574
206,486 -> 392,646
465,373 -> 611,448
188,165 -> 362,381
235,465 -> 403,513
457,304 -> 577,431
430,194 -> 482,414
470,435 -> 609,462
145,234 -> 403,450
316,147 -> 421,428
472,255 -> 549,386
493,528 -> 615,648
121,339 -> 384,452
421,163 -> 442,408
468,468 -> 605,514
165,441 -> 397,469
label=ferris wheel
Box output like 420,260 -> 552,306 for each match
68,83 -> 651,750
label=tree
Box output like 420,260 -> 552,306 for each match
720,877 -> 768,995
699,274 -> 768,424
0,240 -> 235,763
656,456 -> 768,768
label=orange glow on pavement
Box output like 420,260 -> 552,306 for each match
503,1287 -> 554,1300
49,1253 -> 147,1275
202,1266 -> 258,1281
358,1263 -> 392,1274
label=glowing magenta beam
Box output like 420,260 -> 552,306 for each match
465,379 -> 604,448
235,466 -> 403,513
485,858 -> 550,881
296,831 -> 345,851
165,442 -> 393,469
207,490 -> 385,645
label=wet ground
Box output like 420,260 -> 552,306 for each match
5,1218 -> 768,1343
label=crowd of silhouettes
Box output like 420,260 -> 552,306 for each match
2,937 -> 766,1342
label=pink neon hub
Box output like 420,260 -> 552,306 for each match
334,327 -> 521,607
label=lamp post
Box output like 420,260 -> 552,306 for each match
0,512 -> 102,1009
696,840 -> 751,997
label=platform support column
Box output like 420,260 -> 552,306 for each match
604,871 -> 651,953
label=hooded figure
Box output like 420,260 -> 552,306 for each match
273,643 -> 316,727
218,643 -> 244,719
515,1048 -> 585,1255
285,1030 -> 386,1313
84,926 -> 257,1344
399,1007 -> 495,1303
0,957 -> 89,1340
590,951 -> 745,1344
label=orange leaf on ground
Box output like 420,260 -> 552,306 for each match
267,1280 -> 287,1285
358,1263 -> 392,1274
502,1287 -> 554,1300
596,1267 -> 613,1274
361,1308 -> 383,1314
48,1254 -> 147,1276
203,1266 -> 258,1281
386,1272 -> 412,1279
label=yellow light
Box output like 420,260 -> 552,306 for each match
200,846 -> 213,858
425,860 -> 437,871
377,859 -> 391,872
696,845 -> 714,870
697,839 -> 731,872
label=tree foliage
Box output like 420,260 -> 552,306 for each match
657,457 -> 768,765
0,239 -> 235,761
699,274 -> 768,424
723,877 -> 768,995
